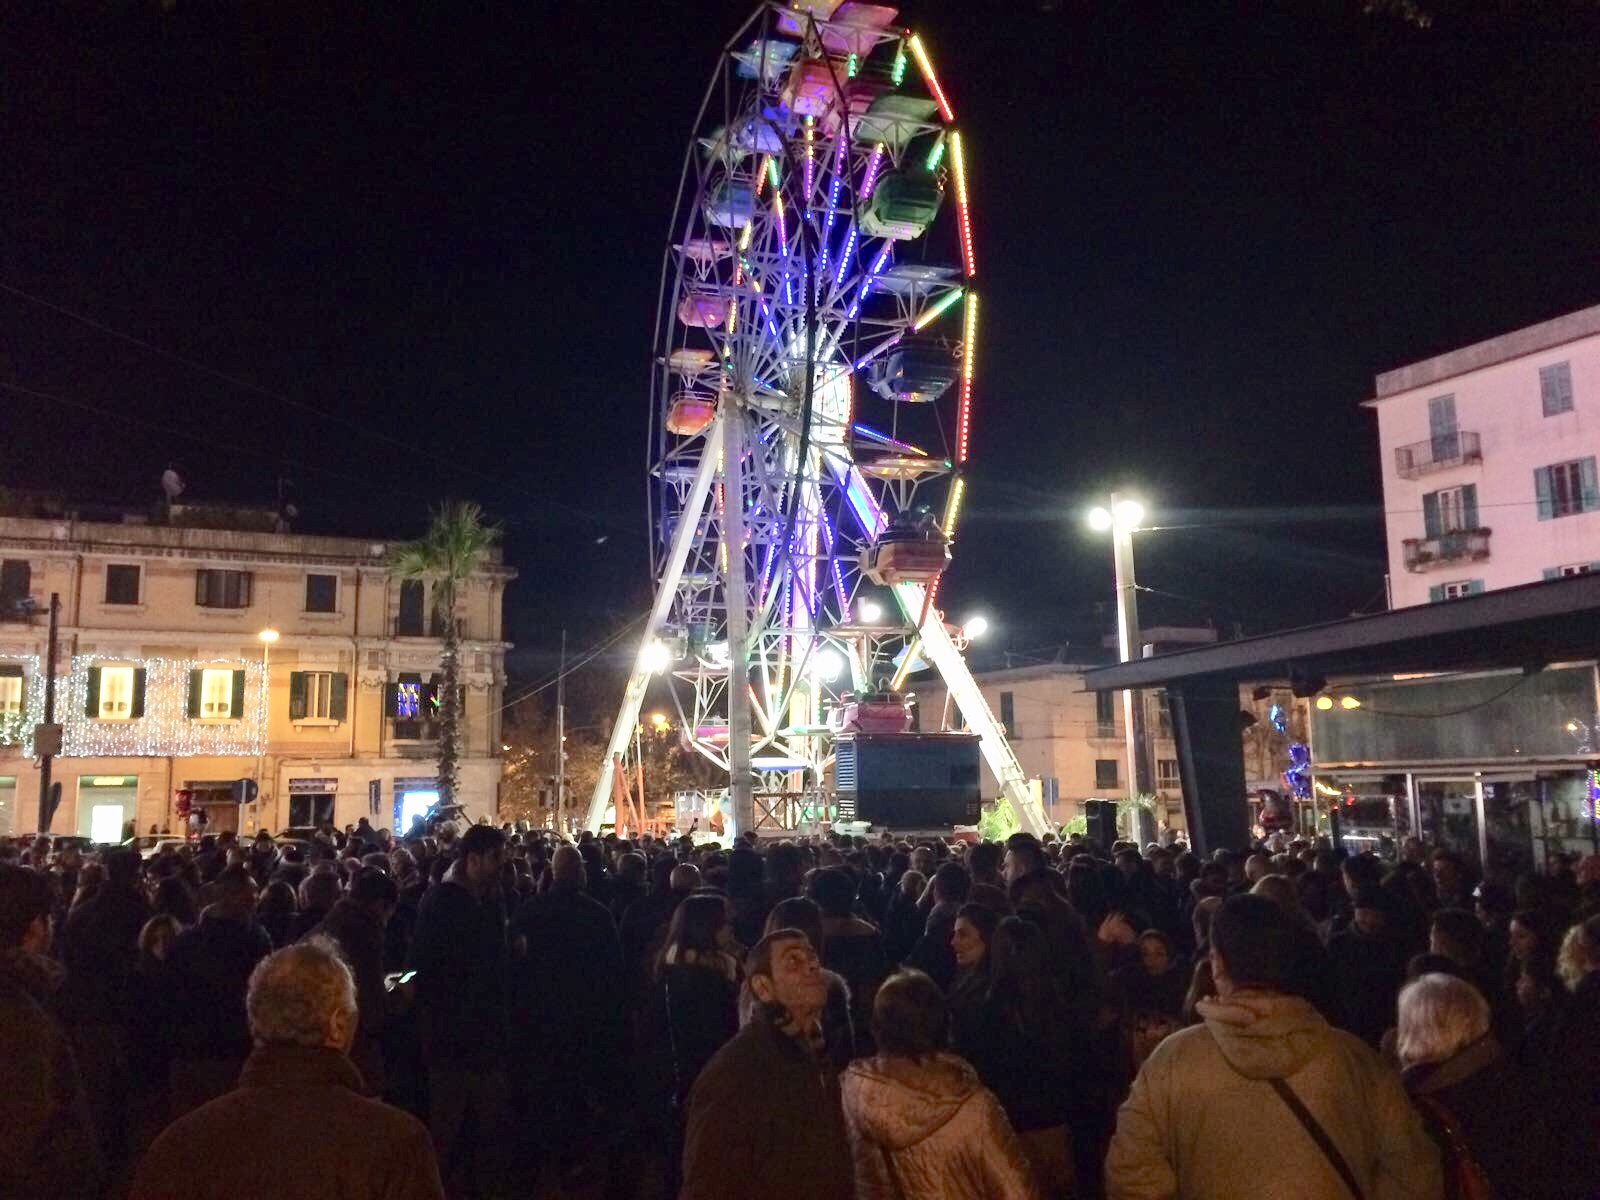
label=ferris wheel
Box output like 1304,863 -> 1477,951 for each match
588,1 -> 1047,838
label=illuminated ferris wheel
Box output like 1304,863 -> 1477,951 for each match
588,1 -> 1046,837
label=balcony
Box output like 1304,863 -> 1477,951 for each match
1402,528 -> 1491,573
1395,431 -> 1481,479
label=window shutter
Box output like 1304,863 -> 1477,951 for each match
1428,394 -> 1456,437
384,682 -> 399,717
1544,567 -> 1561,581
1541,363 -> 1574,416
1535,467 -> 1554,520
240,573 -> 253,608
1467,580 -> 1485,596
1581,458 -> 1598,512
231,669 -> 247,718
330,673 -> 349,721
1461,484 -> 1479,531
288,672 -> 308,720
1428,585 -> 1444,603
186,670 -> 202,719
131,669 -> 148,718
85,667 -> 101,718
195,572 -> 208,606
1422,492 -> 1442,538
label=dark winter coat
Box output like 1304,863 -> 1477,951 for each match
409,869 -> 507,1067
681,1013 -> 855,1200
1327,924 -> 1408,1047
652,961 -> 740,1110
0,948 -> 102,1200
129,1044 -> 443,1200
309,898 -> 388,1094
163,908 -> 272,1062
1403,1036 -> 1591,1200
60,883 -> 151,1027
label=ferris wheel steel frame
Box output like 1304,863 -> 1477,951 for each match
587,2 -> 1045,838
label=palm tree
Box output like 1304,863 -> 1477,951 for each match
388,501 -> 500,812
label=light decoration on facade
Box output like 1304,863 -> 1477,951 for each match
907,35 -> 954,121
0,656 -> 44,754
950,132 -> 976,277
59,655 -> 267,758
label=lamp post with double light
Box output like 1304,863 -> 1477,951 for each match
1087,495 -> 1152,802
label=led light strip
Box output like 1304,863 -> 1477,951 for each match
911,286 -> 964,332
951,132 -> 976,277
860,144 -> 886,200
847,242 -> 894,319
908,35 -> 954,122
956,291 -> 978,462
803,117 -> 815,200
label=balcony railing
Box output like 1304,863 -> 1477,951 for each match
1395,431 -> 1482,479
1402,528 -> 1492,572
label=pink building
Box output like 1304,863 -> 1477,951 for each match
1369,303 -> 1600,608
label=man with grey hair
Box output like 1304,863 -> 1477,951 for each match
131,938 -> 443,1200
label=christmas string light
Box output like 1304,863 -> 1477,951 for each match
0,655 -> 44,754
61,655 -> 267,758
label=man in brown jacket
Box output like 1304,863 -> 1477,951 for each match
131,937 -> 443,1200
1106,894 -> 1440,1200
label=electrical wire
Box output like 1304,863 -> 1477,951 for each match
493,613 -> 647,717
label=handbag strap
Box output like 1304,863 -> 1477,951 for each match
1269,1078 -> 1366,1200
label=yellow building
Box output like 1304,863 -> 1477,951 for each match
0,502 -> 513,839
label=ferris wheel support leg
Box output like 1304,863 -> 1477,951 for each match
585,418 -> 726,833
724,408 -> 756,838
893,582 -> 1051,839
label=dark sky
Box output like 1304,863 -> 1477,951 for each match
2,0 -> 1597,685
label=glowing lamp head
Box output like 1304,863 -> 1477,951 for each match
859,600 -> 884,623
650,712 -> 670,729
962,615 -> 989,640
1339,695 -> 1361,710
813,649 -> 846,683
1087,506 -> 1113,532
640,640 -> 672,674
1315,696 -> 1334,711
257,628 -> 280,644
1112,499 -> 1145,529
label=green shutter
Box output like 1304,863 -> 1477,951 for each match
330,673 -> 349,721
1467,580 -> 1485,596
1422,492 -> 1442,538
1428,585 -> 1444,603
186,670 -> 202,719
130,668 -> 147,718
85,667 -> 101,718
231,669 -> 247,719
1544,567 -> 1561,581
1461,484 -> 1479,531
288,672 -> 307,719
1580,458 -> 1598,512
384,682 -> 399,717
1536,467 -> 1554,520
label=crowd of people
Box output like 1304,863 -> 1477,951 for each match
3,817 -> 1600,1199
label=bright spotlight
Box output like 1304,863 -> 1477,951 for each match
813,649 -> 845,682
1087,506 -> 1113,532
1315,696 -> 1334,711
1112,498 -> 1145,529
962,615 -> 990,640
859,600 -> 884,623
640,640 -> 672,674
649,711 -> 669,728
1339,695 -> 1361,710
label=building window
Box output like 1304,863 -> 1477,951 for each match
305,573 -> 338,614
1094,690 -> 1116,735
289,671 -> 348,721
1423,484 -> 1478,536
289,794 -> 336,829
199,668 -> 236,719
397,580 -> 425,636
97,666 -> 137,720
1541,362 -> 1574,416
1434,580 -> 1482,601
104,564 -> 141,605
1536,458 -> 1599,520
1157,758 -> 1181,789
0,560 -> 30,612
999,691 -> 1016,737
0,670 -> 22,715
1094,759 -> 1120,790
195,569 -> 252,609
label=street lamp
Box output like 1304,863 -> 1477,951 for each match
858,599 -> 884,624
961,614 -> 990,641
1086,493 -> 1152,800
255,629 -> 279,831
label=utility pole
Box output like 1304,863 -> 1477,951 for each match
555,629 -> 567,835
37,593 -> 60,832
1109,492 -> 1153,800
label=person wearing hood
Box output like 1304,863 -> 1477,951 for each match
1105,893 -> 1440,1200
681,928 -> 854,1200
842,968 -> 1037,1200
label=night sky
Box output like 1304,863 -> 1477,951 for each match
3,1 -> 1597,686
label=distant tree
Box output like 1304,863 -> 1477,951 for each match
388,501 -> 500,813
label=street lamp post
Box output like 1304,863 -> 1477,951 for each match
256,628 -> 279,829
1088,495 -> 1153,802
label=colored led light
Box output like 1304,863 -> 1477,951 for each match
951,131 -> 976,277
833,223 -> 858,288
925,135 -> 947,172
803,117 -> 815,199
819,136 -> 848,278
908,35 -> 954,121
892,44 -> 908,86
767,157 -> 781,190
943,475 -> 967,540
853,331 -> 901,372
847,241 -> 894,319
846,51 -> 859,79
860,144 -> 886,200
911,286 -> 964,331
956,291 -> 977,462
755,154 -> 769,198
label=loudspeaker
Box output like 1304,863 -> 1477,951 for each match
1084,799 -> 1117,850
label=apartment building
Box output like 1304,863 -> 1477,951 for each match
1369,302 -> 1600,608
0,501 -> 513,839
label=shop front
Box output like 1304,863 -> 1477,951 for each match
76,774 -> 139,843
394,775 -> 439,835
287,777 -> 338,830
1312,664 -> 1600,870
